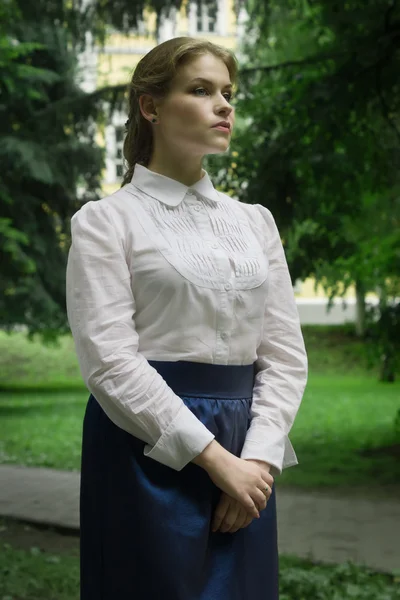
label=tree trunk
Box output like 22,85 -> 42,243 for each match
355,280 -> 366,337
380,352 -> 396,382
377,289 -> 396,382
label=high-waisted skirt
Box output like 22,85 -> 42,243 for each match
80,361 -> 279,600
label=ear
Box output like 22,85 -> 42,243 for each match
139,94 -> 158,122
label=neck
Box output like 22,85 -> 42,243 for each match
147,146 -> 204,187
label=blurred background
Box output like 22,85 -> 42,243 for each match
0,1 -> 399,598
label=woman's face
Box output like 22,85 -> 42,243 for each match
153,53 -> 235,158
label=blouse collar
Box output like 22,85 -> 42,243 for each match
129,164 -> 221,207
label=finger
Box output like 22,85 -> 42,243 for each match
253,488 -> 267,511
240,513 -> 254,529
260,485 -> 272,502
258,478 -> 273,501
211,494 -> 230,532
261,476 -> 274,493
220,502 -> 241,533
242,494 -> 260,519
228,506 -> 248,533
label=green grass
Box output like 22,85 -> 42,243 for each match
1,532 -> 398,600
0,331 -> 84,390
1,542 -> 80,600
279,373 -> 400,488
0,390 -> 86,470
0,377 -> 398,488
302,324 -> 375,376
0,328 -> 399,489
0,324 -> 377,389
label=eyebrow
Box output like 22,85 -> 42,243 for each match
188,77 -> 233,89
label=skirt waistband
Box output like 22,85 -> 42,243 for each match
147,360 -> 255,399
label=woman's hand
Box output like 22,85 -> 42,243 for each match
193,441 -> 273,519
211,493 -> 254,533
211,460 -> 274,534
244,459 -> 273,479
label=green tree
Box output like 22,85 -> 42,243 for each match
1,0 -> 240,339
209,0 -> 400,377
0,1 -> 105,340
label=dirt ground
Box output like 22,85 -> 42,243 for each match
0,517 -> 79,555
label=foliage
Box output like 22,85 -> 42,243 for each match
0,0 -> 243,339
54,0 -> 242,45
2,0 -> 399,353
0,1 -> 106,340
365,302 -> 400,382
208,0 -> 400,378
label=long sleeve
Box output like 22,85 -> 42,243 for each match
240,204 -> 308,476
66,200 -> 215,471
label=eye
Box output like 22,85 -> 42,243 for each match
193,88 -> 234,103
193,87 -> 209,96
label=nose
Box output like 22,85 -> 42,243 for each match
216,98 -> 234,118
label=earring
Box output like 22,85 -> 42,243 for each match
151,117 -> 157,123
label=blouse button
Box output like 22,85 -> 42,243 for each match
211,242 -> 219,249
194,205 -> 201,211
221,332 -> 228,340
225,283 -> 232,291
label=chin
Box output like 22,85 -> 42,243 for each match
208,142 -> 231,155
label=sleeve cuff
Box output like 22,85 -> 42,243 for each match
143,404 -> 215,471
240,424 -> 298,476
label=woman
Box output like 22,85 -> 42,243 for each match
66,36 -> 307,600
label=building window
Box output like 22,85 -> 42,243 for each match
115,126 -> 125,179
196,0 -> 218,33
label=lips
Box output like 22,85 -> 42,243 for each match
213,121 -> 230,129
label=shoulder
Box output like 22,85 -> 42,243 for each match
238,201 -> 276,227
253,203 -> 278,233
71,185 -> 137,233
218,192 -> 278,232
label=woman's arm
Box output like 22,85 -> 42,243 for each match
240,204 -> 308,476
66,199 -> 215,471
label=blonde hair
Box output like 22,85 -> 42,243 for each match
121,36 -> 238,187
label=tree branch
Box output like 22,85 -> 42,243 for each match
32,83 -> 127,119
239,24 -> 400,79
239,51 -> 349,76
88,83 -> 127,100
375,57 -> 400,144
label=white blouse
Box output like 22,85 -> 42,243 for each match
66,164 -> 308,475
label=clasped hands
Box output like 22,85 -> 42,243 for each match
211,459 -> 274,534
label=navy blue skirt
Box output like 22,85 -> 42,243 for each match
80,361 -> 279,599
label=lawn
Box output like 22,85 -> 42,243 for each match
0,328 -> 399,489
0,328 -> 399,598
1,518 -> 399,600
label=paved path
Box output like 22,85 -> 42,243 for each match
0,465 -> 399,573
